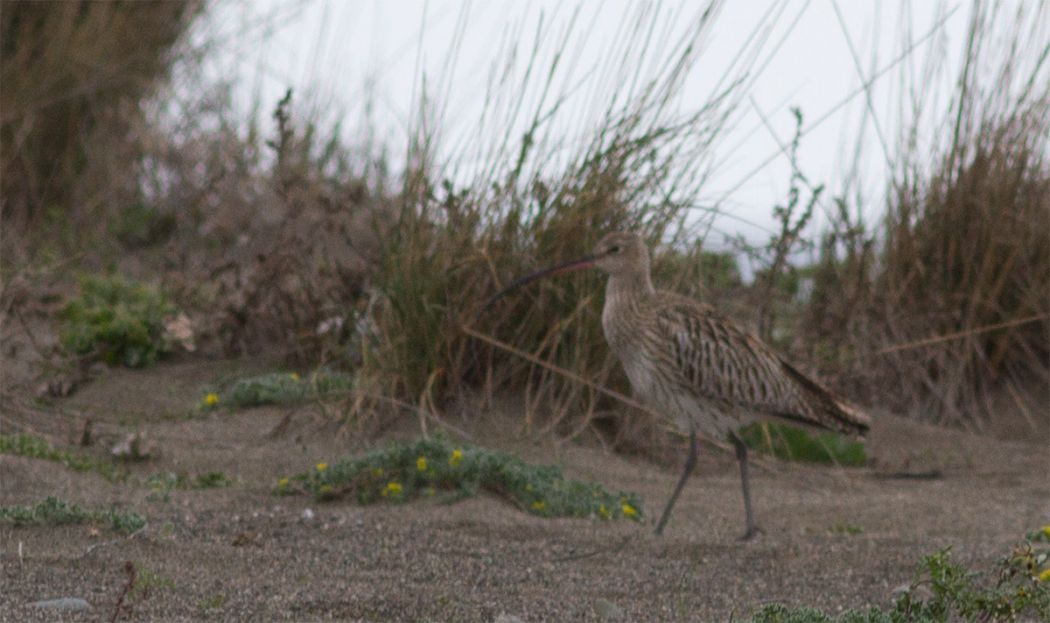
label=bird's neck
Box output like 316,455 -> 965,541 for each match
605,269 -> 655,303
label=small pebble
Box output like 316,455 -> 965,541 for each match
594,598 -> 624,620
301,508 -> 315,521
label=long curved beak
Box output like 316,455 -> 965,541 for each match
485,254 -> 598,308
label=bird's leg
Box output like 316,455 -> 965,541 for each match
729,432 -> 761,540
654,428 -> 698,536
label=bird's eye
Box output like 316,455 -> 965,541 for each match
608,245 -> 621,254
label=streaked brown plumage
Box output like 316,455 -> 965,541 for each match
491,231 -> 869,538
596,232 -> 868,440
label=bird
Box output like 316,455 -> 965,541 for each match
487,231 -> 870,539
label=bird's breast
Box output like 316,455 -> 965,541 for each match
602,297 -> 659,398
600,296 -> 635,358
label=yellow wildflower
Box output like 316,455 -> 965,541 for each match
382,481 -> 403,497
598,504 -> 611,520
315,462 -> 328,472
276,477 -> 289,489
532,500 -> 545,511
1039,568 -> 1050,583
1042,525 -> 1050,539
621,503 -> 637,518
416,456 -> 428,472
449,448 -> 463,467
203,392 -> 219,407
289,372 -> 300,381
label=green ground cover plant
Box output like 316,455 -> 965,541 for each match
737,423 -> 867,467
59,274 -> 175,367
749,527 -> 1050,622
0,432 -> 120,480
0,496 -> 145,533
279,436 -> 644,521
144,470 -> 234,502
201,369 -> 354,410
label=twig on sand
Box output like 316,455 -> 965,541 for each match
109,560 -> 137,623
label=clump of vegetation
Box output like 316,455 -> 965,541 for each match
129,562 -> 175,597
799,3 -> 1049,431
737,423 -> 867,467
200,369 -> 354,410
193,471 -> 233,488
145,473 -> 180,502
144,470 -> 233,501
749,605 -> 887,623
750,527 -> 1050,622
279,436 -> 644,521
0,496 -> 145,533
0,433 -> 120,481
60,274 -> 176,367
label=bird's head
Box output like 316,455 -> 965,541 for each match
592,231 -> 649,276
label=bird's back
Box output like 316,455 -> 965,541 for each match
602,288 -> 869,439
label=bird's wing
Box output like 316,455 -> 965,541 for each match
651,293 -> 869,434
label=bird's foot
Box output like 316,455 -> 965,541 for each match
739,525 -> 763,541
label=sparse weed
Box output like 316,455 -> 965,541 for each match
145,472 -> 180,502
194,471 -> 233,488
0,433 -> 121,481
281,436 -> 644,521
130,562 -> 175,598
750,528 -> 1050,622
0,496 -> 145,533
828,522 -> 864,536
144,470 -> 233,501
198,594 -> 227,611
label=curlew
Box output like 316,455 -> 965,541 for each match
489,231 -> 870,538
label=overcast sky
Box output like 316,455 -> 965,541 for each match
203,0 -> 996,249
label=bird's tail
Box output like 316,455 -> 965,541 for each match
781,361 -> 871,436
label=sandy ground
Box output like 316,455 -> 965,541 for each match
1,356 -> 1048,622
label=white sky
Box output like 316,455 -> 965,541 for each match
201,0 -> 1004,249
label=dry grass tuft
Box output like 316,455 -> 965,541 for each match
1,1 -> 203,249
348,3 -> 742,439
803,2 -> 1050,432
